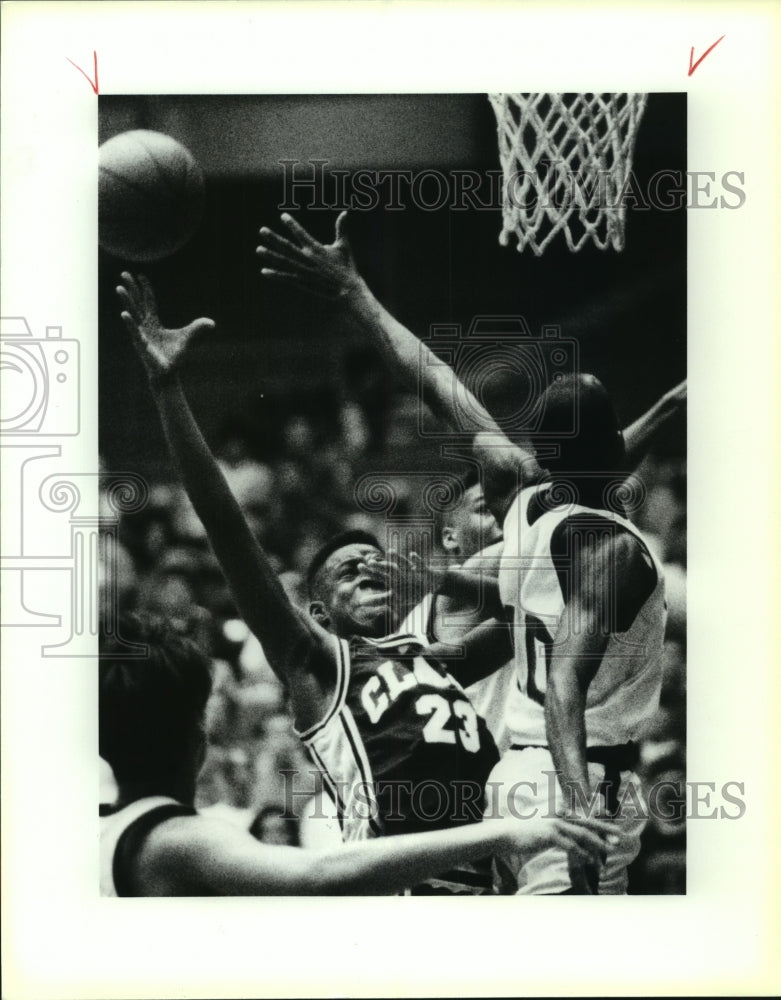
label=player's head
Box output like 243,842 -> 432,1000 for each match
435,468 -> 502,561
99,614 -> 213,794
532,373 -> 625,476
307,530 -> 391,638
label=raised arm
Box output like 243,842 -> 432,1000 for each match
116,274 -> 333,723
622,379 -> 687,469
256,213 -> 544,505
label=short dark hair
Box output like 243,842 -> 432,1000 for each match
306,529 -> 383,599
99,614 -> 212,783
533,373 -> 625,474
432,468 -> 482,545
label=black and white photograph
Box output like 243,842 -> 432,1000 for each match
97,91 -> 688,898
2,3 -> 779,998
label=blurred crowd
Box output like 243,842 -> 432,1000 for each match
99,384 -> 687,889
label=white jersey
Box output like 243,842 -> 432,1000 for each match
400,594 -> 514,755
100,795 -> 192,896
499,483 -> 666,747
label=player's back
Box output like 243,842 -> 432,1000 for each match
499,482 -> 666,747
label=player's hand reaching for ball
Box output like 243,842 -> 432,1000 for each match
257,211 -> 366,301
116,272 -> 215,381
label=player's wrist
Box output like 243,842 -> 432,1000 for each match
341,274 -> 374,308
147,366 -> 179,389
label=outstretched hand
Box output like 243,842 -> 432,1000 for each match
116,272 -> 215,381
256,211 -> 365,300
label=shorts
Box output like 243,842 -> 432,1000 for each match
485,746 -> 647,895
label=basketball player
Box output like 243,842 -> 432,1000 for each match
256,212 -> 679,894
116,272 -> 515,894
101,614 -> 616,895
397,468 -> 514,754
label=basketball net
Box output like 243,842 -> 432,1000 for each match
488,93 -> 648,255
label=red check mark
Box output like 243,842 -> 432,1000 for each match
66,50 -> 99,94
688,35 -> 725,77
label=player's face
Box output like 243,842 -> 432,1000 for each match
320,543 -> 393,638
443,484 -> 502,560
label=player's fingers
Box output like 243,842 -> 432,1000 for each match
280,212 -> 322,251
261,265 -> 339,296
382,549 -> 406,568
260,268 -> 336,299
561,815 -> 618,837
115,285 -> 141,322
119,271 -> 143,307
556,822 -> 614,860
408,552 -> 425,573
257,226 -> 312,263
182,317 -> 217,341
256,244 -> 318,273
334,210 -> 350,244
137,274 -> 158,316
556,830 -> 604,865
120,311 -> 147,354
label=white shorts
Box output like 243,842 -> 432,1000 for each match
485,746 -> 647,895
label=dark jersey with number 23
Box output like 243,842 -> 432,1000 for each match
296,631 -> 499,892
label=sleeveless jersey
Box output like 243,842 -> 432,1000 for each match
100,796 -> 194,896
296,631 -> 499,892
499,483 -> 666,747
400,594 -> 514,756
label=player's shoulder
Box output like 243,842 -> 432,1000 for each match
502,479 -> 550,530
351,630 -> 426,655
134,812 -> 246,895
461,539 -> 504,574
551,513 -> 659,616
552,511 -> 653,560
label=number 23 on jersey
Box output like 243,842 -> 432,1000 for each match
360,658 -> 481,753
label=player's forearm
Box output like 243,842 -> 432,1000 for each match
544,670 -> 592,800
344,283 -> 501,437
307,819 -> 511,895
429,617 -> 513,686
151,374 -> 242,528
436,568 -> 503,617
149,375 -> 308,669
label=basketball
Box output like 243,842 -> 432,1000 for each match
99,130 -> 205,262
